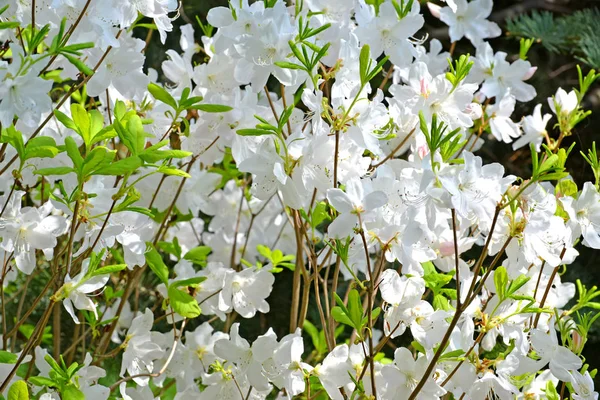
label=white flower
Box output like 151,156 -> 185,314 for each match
572,370 -> 599,400
86,35 -> 149,100
120,309 -> 165,386
185,322 -> 229,377
326,178 -> 387,238
512,104 -> 552,151
562,182 -> 600,249
118,0 -> 178,43
268,329 -> 312,397
440,152 -> 514,230
113,211 -> 155,269
61,259 -> 110,324
470,42 -> 536,102
438,0 -> 501,46
379,269 -> 426,338
381,347 -> 446,399
390,61 -> 477,130
487,94 -> 521,143
355,1 -> 424,67
314,344 -> 353,400
530,327 -> 582,382
214,323 -> 277,391
0,47 -> 52,128
219,266 -> 275,318
0,192 -> 68,274
469,371 -> 518,400
549,87 -> 578,116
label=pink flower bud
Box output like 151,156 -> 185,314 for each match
571,330 -> 585,354
428,3 -> 442,19
523,66 -> 537,81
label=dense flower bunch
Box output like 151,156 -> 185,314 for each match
0,0 -> 599,399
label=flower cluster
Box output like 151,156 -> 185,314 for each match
0,0 -> 598,399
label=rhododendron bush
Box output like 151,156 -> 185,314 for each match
0,0 -> 599,398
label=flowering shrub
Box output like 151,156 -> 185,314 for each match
0,0 -> 599,399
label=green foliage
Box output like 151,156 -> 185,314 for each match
446,54 -> 473,90
331,290 -> 381,340
493,267 -> 532,302
419,112 -> 464,168
581,142 -> 600,188
183,246 -> 212,267
303,320 -> 344,359
391,0 -> 415,19
422,261 -> 456,311
544,380 -> 560,400
359,45 -> 389,87
7,381 -> 28,400
0,126 -> 61,171
145,242 -> 170,286
507,8 -> 600,69
530,143 -> 570,183
28,355 -> 85,399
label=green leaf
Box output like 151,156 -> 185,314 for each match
64,136 -> 83,170
236,129 -> 275,136
359,45 -> 371,86
439,349 -> 464,361
82,146 -> 116,177
113,119 -> 137,155
1,126 -> 25,161
545,381 -> 560,400
303,320 -> 324,355
34,167 -> 74,176
62,53 -> 94,76
145,243 -> 169,285
348,289 -> 363,329
138,142 -> 191,162
54,110 -> 77,131
310,201 -> 330,228
168,286 -> 201,318
494,266 -> 509,300
27,376 -> 56,387
331,306 -> 355,328
93,156 -> 142,176
183,246 -> 211,266
0,21 -> 20,29
148,83 -> 178,110
61,385 -> 84,400
24,137 -> 60,160
92,264 -> 127,276
192,104 -> 233,113
274,61 -> 306,71
506,274 -> 531,298
88,110 -> 104,137
433,294 -> 451,311
91,126 -> 116,144
61,42 -> 95,53
71,103 -> 90,144
121,206 -> 155,218
127,115 -> 146,155
0,351 -> 17,364
8,380 -> 29,400
170,276 -> 207,288
157,165 -> 191,178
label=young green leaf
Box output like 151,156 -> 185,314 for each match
148,83 -> 178,110
192,104 -> 233,113
8,380 -> 29,400
168,286 -> 201,318
145,243 -> 169,286
183,246 -> 212,266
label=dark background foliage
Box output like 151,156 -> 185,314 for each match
135,0 -> 600,373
